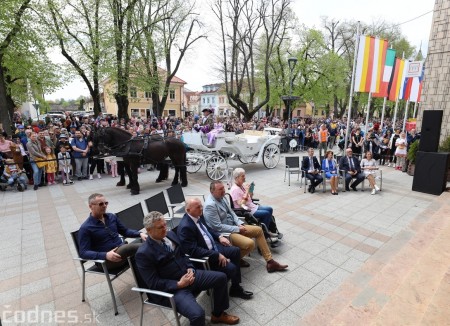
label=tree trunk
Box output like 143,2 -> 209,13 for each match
115,93 -> 129,120
0,63 -> 13,134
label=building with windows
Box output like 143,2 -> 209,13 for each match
199,83 -> 235,116
101,71 -> 186,118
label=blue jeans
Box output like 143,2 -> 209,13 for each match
30,162 -> 43,186
252,205 -> 273,230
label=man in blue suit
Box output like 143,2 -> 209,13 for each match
339,148 -> 365,191
135,211 -> 239,326
177,198 -> 253,300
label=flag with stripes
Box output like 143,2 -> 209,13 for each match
354,35 -> 388,93
408,64 -> 425,102
387,58 -> 407,102
372,48 -> 396,98
398,61 -> 411,100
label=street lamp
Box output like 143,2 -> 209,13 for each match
287,57 -> 298,126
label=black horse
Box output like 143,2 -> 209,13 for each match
93,127 -> 188,195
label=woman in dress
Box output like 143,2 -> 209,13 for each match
321,150 -> 339,195
351,128 -> 364,156
394,131 -> 408,171
360,151 -> 380,195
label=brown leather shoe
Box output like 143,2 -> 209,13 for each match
211,312 -> 240,325
266,259 -> 288,273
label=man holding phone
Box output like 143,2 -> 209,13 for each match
78,193 -> 148,269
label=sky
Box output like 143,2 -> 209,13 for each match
46,0 -> 435,101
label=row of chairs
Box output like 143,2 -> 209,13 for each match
70,184 -> 204,322
284,156 -> 383,192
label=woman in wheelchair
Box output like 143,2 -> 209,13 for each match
230,168 -> 283,240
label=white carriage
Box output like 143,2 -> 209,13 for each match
182,128 -> 282,180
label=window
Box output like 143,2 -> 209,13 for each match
203,98 -> 205,104
145,90 -> 151,98
131,109 -> 139,117
169,89 -> 175,100
207,98 -> 210,104
212,97 -> 215,103
168,110 -> 176,116
130,87 -> 137,98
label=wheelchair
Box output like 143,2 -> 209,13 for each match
225,193 -> 283,248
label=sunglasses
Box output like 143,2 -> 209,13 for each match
93,201 -> 109,206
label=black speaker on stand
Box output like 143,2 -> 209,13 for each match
419,110 -> 443,152
412,152 -> 450,195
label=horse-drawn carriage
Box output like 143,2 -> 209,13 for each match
183,128 -> 282,180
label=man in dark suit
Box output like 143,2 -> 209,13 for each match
135,211 -> 239,326
339,148 -> 365,191
301,147 -> 323,193
177,198 -> 253,300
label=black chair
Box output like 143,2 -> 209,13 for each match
284,156 -> 301,186
116,202 -> 145,232
166,184 -> 205,217
128,255 -> 182,326
70,230 -> 129,316
144,192 -> 174,228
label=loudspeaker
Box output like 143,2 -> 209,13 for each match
419,110 -> 443,152
412,151 -> 450,195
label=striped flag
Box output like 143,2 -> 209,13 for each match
408,64 -> 425,102
387,58 -> 407,102
354,35 -> 388,93
372,48 -> 396,98
398,61 -> 411,100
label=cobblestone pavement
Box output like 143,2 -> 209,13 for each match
1,150 -> 449,325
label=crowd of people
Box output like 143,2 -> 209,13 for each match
1,108 -> 419,193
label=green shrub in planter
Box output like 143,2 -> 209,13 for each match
407,140 -> 420,164
438,135 -> 450,152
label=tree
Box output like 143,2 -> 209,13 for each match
131,0 -> 205,117
212,0 -> 291,121
46,0 -> 108,117
1,0 -> 61,134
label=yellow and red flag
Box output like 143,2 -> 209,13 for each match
354,35 -> 388,93
388,58 -> 407,102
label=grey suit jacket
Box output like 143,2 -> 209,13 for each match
203,194 -> 243,234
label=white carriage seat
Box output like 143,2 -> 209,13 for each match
235,130 -> 267,144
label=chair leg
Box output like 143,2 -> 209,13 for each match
140,297 -> 144,326
169,297 -> 181,326
103,266 -> 119,315
81,270 -> 86,302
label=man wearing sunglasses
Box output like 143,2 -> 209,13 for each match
78,193 -> 148,269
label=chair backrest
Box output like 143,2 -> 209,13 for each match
285,156 -> 300,168
70,230 -> 81,257
166,184 -> 185,205
145,192 -> 169,216
116,203 -> 145,231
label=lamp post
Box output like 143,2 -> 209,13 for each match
287,57 -> 298,126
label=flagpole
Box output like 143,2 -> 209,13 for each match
380,97 -> 387,132
402,100 -> 410,132
344,21 -> 360,150
412,101 -> 418,118
392,99 -> 399,129
365,92 -> 372,133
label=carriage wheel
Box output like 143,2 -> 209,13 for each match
186,154 -> 203,174
263,144 -> 281,169
206,155 -> 228,180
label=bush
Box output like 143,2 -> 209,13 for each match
407,140 -> 420,164
438,135 -> 450,152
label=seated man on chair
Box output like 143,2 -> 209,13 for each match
78,193 -> 147,269
301,147 -> 323,193
203,180 -> 288,273
177,198 -> 253,300
339,148 -> 365,191
136,211 -> 240,326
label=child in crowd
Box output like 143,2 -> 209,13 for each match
3,159 -> 27,191
45,147 -> 57,185
105,156 -> 117,177
58,145 -> 73,184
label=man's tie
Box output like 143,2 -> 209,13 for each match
198,222 -> 218,251
310,157 -> 314,170
349,157 -> 354,171
161,239 -> 173,253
